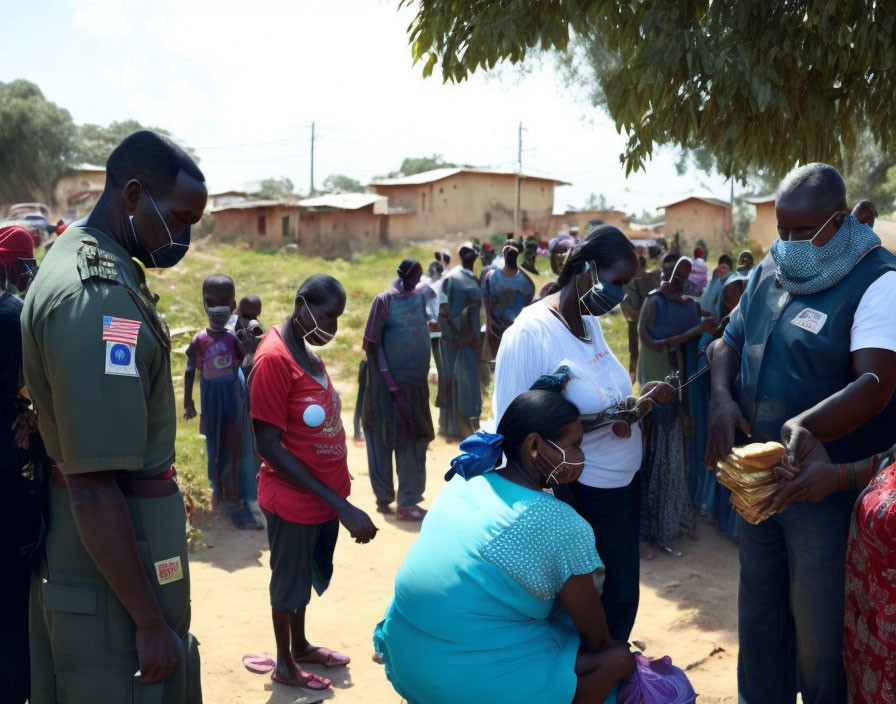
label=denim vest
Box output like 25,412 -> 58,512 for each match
737,247 -> 896,463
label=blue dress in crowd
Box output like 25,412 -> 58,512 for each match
374,472 -> 617,704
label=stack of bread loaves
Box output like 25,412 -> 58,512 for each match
715,442 -> 786,524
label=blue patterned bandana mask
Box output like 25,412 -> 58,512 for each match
770,214 -> 881,295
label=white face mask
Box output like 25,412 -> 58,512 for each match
295,295 -> 335,346
542,438 -> 585,486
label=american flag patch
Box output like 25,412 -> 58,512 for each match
102,316 -> 142,345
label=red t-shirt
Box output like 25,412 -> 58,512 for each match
249,327 -> 350,524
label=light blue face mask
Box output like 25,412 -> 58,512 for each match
770,213 -> 881,295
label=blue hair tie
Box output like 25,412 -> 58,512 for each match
446,431 -> 505,481
529,365 -> 572,392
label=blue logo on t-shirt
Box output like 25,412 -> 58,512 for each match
111,344 -> 131,366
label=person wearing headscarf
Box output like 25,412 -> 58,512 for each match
699,253 -> 735,323
0,226 -> 39,703
735,249 -> 755,277
374,382 -> 641,704
362,259 -> 435,520
687,246 -> 708,295
637,258 -> 715,556
438,243 -> 483,438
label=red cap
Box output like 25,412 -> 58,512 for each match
0,226 -> 35,264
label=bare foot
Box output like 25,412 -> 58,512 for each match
639,544 -> 655,560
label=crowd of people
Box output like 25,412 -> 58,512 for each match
3,129 -> 896,704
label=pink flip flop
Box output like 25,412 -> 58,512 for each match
294,646 -> 351,667
242,653 -> 276,674
271,670 -> 332,690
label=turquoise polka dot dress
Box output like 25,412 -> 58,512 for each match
374,472 -> 613,703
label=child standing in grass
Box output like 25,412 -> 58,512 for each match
184,274 -> 258,529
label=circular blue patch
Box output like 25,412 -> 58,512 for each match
302,404 -> 326,428
111,344 -> 131,366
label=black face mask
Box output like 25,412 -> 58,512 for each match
128,190 -> 191,269
578,262 -> 626,316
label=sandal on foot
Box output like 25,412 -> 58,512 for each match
271,670 -> 332,690
242,653 -> 276,674
294,646 -> 351,667
396,506 -> 427,521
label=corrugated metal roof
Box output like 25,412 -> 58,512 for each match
370,167 -> 570,187
745,194 -> 776,204
209,199 -> 297,213
658,194 -> 731,210
71,163 -> 106,172
298,193 -> 387,212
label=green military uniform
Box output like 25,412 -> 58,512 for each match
21,226 -> 200,704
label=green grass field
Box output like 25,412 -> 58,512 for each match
148,241 -> 632,510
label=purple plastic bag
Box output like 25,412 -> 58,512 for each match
617,653 -> 698,704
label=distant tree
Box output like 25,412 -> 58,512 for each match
255,177 -> 296,200
73,119 -> 199,167
630,209 -> 665,225
321,174 -> 365,193
402,1 -> 896,180
399,154 -> 455,176
0,79 -> 77,203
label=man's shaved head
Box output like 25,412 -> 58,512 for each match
776,163 -> 848,213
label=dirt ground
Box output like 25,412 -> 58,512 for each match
189,412 -> 740,704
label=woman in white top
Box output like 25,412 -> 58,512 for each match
494,226 -> 647,642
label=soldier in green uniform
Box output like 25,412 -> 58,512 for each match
21,131 -> 208,704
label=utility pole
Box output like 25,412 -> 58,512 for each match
310,121 -> 316,195
514,121 -> 522,238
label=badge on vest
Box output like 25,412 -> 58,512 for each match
790,307 -> 828,335
154,556 -> 184,585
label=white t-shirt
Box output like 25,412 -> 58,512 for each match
850,271 -> 896,352
493,301 -> 642,489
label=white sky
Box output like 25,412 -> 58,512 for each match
6,0 -> 734,215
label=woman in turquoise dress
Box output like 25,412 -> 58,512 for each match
374,381 -> 636,704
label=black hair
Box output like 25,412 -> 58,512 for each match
202,274 -> 234,295
662,252 -> 678,265
295,273 -> 345,306
497,389 -> 580,465
398,258 -> 420,279
106,130 -> 205,198
777,162 -> 848,212
719,254 -> 734,267
557,226 -> 637,288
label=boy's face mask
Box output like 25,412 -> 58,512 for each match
205,305 -> 231,331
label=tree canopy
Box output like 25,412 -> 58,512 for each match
0,79 -> 199,205
401,1 -> 896,181
255,177 -> 296,200
74,119 -> 200,167
322,174 -> 365,193
0,80 -> 76,203
399,154 -> 455,175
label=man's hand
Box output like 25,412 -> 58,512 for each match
698,317 -> 717,335
768,424 -> 839,514
135,618 -> 181,684
705,397 -> 750,467
183,399 -> 197,421
338,504 -> 378,544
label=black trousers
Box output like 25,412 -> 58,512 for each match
569,475 -> 641,642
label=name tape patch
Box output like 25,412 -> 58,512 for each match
154,556 -> 184,585
790,307 -> 828,335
